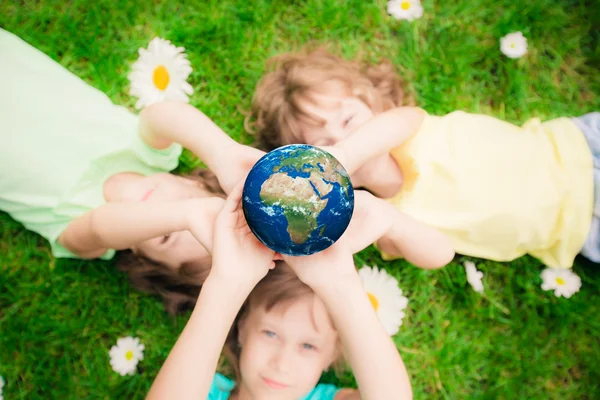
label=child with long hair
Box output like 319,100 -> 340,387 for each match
147,183 -> 413,399
0,28 -> 265,313
248,46 -> 599,269
1,30 -> 452,314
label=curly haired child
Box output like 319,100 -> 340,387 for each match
248,46 -> 599,269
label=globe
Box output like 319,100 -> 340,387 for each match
242,144 -> 354,256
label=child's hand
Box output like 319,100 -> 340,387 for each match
281,239 -> 357,291
217,145 -> 265,195
210,181 -> 275,286
318,145 -> 350,173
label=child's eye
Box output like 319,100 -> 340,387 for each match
263,330 -> 277,338
343,115 -> 355,128
302,343 -> 316,351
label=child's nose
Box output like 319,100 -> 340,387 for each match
269,344 -> 295,373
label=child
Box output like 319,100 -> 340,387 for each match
147,183 -> 413,399
0,28 -> 265,313
0,30 -> 451,314
248,46 -> 599,269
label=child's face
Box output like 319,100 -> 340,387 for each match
237,294 -> 339,400
129,173 -> 211,269
299,92 -> 374,147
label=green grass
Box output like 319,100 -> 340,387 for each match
1,0 -> 599,398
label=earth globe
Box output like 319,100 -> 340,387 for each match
242,144 -> 354,256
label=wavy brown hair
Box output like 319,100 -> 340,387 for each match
246,46 -> 413,151
116,169 -> 225,315
221,262 -> 346,388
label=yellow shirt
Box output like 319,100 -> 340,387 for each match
388,111 -> 594,268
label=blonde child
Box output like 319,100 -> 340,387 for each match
147,183 -> 413,400
0,31 -> 452,314
248,47 -> 599,269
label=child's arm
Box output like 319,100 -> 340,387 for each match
323,107 -> 425,176
138,101 -> 266,194
283,243 -> 413,400
343,190 -> 454,269
147,273 -> 250,400
147,183 -> 275,400
58,197 -> 223,258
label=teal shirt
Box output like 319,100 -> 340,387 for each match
208,373 -> 339,400
0,29 -> 181,259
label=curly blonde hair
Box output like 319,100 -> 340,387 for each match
246,46 -> 412,150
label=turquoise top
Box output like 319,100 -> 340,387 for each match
208,373 -> 340,399
0,29 -> 182,259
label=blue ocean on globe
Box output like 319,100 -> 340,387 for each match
242,144 -> 354,256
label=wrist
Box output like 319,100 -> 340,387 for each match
310,271 -> 363,298
183,197 -> 223,227
204,271 -> 256,298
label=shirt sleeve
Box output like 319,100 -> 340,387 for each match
130,129 -> 182,171
207,373 -> 236,400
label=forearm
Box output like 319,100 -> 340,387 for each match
147,275 -> 252,400
334,107 -> 425,175
139,101 -> 238,175
314,274 -> 413,399
59,198 -> 222,257
345,191 -> 453,268
90,201 -> 188,249
379,202 -> 455,269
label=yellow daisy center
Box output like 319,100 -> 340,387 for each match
510,43 -> 516,48
555,277 -> 566,286
153,65 -> 170,91
367,292 -> 379,311
401,1 -> 411,10
125,350 -> 134,361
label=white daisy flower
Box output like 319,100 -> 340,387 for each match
109,336 -> 145,376
541,268 -> 582,298
387,0 -> 424,21
129,37 -> 194,109
464,261 -> 484,293
500,31 -> 528,59
0,375 -> 4,400
359,265 -> 409,336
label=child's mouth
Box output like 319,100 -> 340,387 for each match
262,377 -> 288,390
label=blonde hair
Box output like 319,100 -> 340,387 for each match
247,46 -> 412,150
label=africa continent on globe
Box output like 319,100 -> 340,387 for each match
243,144 -> 354,256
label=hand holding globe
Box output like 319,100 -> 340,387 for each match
242,144 -> 355,256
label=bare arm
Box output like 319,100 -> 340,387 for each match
138,101 -> 265,194
283,246 -> 413,399
147,275 -> 252,400
344,190 -> 454,269
323,107 -> 425,176
58,197 -> 223,258
147,182 -> 276,400
317,273 -> 413,400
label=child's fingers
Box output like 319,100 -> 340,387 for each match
222,179 -> 245,214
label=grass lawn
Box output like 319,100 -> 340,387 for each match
1,0 -> 599,398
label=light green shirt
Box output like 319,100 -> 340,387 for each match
0,29 -> 182,259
